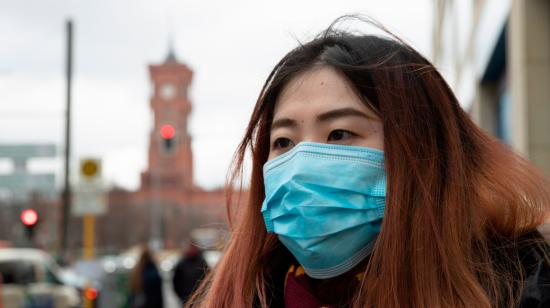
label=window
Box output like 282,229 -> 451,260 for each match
0,260 -> 37,284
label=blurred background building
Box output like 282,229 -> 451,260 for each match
0,145 -> 59,249
0,48 -> 229,256
98,47 -> 228,253
432,0 -> 550,177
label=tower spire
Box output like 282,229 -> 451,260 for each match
165,34 -> 178,63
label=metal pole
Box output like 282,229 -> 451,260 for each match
83,215 -> 95,259
150,169 -> 162,250
61,19 -> 73,257
83,214 -> 95,308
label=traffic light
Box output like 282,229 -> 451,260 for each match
84,286 -> 99,307
84,287 -> 98,301
160,124 -> 176,151
20,209 -> 39,241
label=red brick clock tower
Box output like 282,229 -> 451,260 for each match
140,49 -> 194,201
99,47 -> 237,250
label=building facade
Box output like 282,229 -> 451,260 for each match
432,0 -> 550,178
0,50 -> 233,255
433,0 -> 550,238
95,49 -> 229,252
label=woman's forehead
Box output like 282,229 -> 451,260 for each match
273,66 -> 374,119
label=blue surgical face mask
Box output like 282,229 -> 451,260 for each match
261,142 -> 386,279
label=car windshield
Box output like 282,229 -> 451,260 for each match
0,260 -> 36,284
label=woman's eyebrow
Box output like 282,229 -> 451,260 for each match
271,107 -> 371,131
271,118 -> 297,131
316,107 -> 371,122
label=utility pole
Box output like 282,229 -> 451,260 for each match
60,19 -> 73,258
150,169 -> 162,251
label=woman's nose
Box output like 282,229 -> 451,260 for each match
299,132 -> 326,144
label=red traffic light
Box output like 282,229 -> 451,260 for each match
84,287 -> 98,300
160,124 -> 175,139
21,209 -> 38,226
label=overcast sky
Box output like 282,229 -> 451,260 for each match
0,0 -> 433,191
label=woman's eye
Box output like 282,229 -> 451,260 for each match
272,137 -> 294,150
328,129 -> 355,142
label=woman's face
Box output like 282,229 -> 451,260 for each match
268,66 -> 384,160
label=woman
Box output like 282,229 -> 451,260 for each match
188,17 -> 550,307
128,246 -> 164,308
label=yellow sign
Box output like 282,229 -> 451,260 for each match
81,159 -> 100,178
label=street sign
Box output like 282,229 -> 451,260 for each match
74,157 -> 106,216
0,145 -> 56,159
80,158 -> 101,181
73,182 -> 107,216
0,143 -> 57,201
0,173 -> 56,200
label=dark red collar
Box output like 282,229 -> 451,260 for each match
283,264 -> 364,308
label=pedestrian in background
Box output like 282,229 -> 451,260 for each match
172,241 -> 208,304
185,16 -> 550,308
128,246 -> 164,308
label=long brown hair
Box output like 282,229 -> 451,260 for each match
188,17 -> 550,307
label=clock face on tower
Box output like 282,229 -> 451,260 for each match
160,82 -> 176,100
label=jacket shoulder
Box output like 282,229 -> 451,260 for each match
518,231 -> 550,307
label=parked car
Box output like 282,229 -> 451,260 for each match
0,248 -> 81,308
